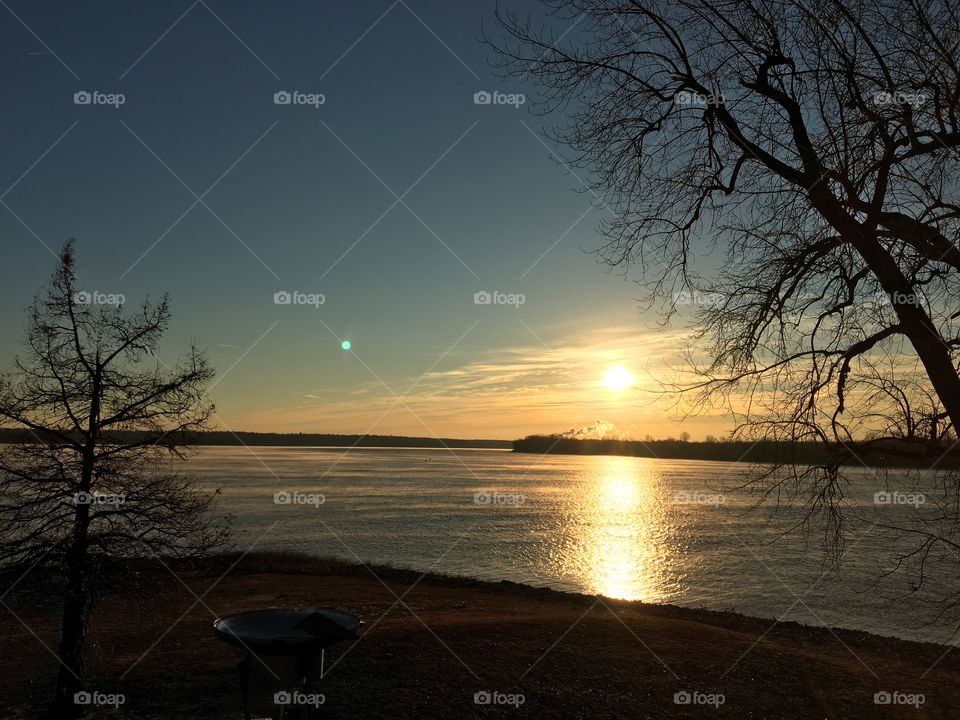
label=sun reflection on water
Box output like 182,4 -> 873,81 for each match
578,456 -> 673,602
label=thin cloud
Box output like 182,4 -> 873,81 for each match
226,324 -> 711,438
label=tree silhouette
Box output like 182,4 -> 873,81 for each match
491,1 -> 960,600
0,242 -> 229,718
490,0 -> 960,455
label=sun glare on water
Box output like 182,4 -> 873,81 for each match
601,365 -> 636,392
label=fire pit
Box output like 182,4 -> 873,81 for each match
214,608 -> 362,719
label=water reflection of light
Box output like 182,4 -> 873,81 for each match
586,457 -> 670,602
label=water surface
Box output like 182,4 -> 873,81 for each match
184,446 -> 952,644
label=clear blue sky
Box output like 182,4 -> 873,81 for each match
0,1 -> 726,439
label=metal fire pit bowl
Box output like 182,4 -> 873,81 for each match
214,608 -> 362,719
214,608 -> 362,656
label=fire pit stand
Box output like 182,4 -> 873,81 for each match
214,608 -> 362,719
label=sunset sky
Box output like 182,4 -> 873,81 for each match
0,1 -> 732,440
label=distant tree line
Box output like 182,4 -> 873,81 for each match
0,427 -> 512,449
513,435 -> 958,469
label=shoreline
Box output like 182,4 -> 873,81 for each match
218,553 -> 954,647
6,430 -> 951,470
3,552 -> 958,718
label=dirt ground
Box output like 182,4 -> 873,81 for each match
1,553 -> 958,719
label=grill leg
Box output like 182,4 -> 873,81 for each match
299,653 -> 321,720
237,654 -> 252,720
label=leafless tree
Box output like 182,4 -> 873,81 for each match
490,0 -> 960,609
0,242 -> 229,718
490,0 -> 960,439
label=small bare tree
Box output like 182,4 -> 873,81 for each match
0,242 -> 228,718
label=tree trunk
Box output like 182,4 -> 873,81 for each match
50,438 -> 94,719
853,233 -> 960,434
899,314 -> 960,436
49,541 -> 90,719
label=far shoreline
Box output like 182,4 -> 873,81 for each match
3,428 -> 956,469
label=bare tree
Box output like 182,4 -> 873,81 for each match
490,0 -> 960,609
490,0 -> 960,448
0,242 -> 229,718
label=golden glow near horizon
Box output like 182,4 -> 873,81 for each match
601,365 -> 636,392
224,327 -> 738,439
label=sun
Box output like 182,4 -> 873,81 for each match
601,365 -> 636,392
